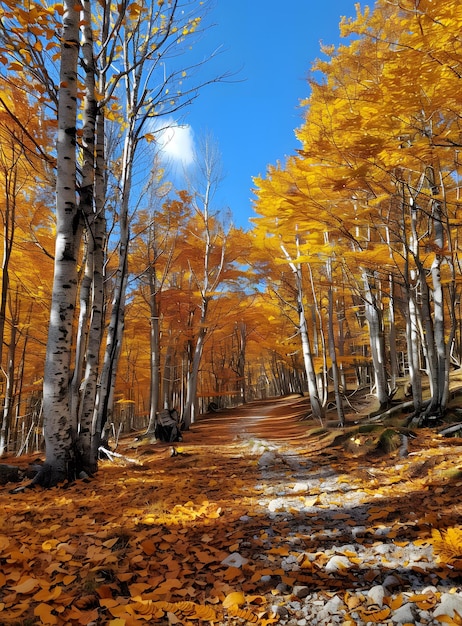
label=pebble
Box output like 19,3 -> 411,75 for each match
220,552 -> 248,568
434,592 -> 462,617
391,602 -> 416,623
292,585 -> 310,599
325,555 -> 352,572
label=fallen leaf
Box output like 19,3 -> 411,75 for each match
222,591 -> 246,608
10,577 -> 40,594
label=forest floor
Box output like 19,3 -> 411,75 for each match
1,394 -> 462,625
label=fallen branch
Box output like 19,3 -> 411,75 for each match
438,422 -> 462,437
98,446 -> 141,465
368,399 -> 416,422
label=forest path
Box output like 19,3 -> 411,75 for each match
186,394 -> 313,448
2,396 -> 462,625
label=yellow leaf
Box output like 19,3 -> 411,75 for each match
432,528 -> 462,563
222,591 -> 246,608
435,615 -> 462,625
42,540 -> 58,552
33,586 -> 62,602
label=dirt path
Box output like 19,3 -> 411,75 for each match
186,395 -> 312,447
2,396 -> 462,625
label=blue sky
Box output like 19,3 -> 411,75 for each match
156,1 -> 363,229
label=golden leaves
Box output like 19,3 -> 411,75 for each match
432,528 -> 462,565
355,604 -> 391,622
222,590 -> 246,608
435,611 -> 462,625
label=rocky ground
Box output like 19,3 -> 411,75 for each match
190,395 -> 462,625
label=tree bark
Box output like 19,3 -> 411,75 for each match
362,271 -> 390,409
39,0 -> 81,486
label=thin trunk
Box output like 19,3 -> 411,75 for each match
162,340 -> 175,409
362,271 -> 389,409
183,305 -> 208,429
281,244 -> 324,422
0,312 -> 16,456
146,272 -> 161,434
236,322 -> 246,404
326,259 -> 345,427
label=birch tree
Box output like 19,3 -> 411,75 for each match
39,0 -> 81,486
181,137 -> 226,429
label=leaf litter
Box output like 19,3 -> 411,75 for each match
1,395 -> 462,625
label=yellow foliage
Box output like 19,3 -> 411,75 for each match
431,528 -> 462,564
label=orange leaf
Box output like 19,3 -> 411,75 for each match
0,535 -> 10,551
357,605 -> 391,622
33,586 -> 62,602
10,577 -> 40,594
33,603 -> 58,624
140,539 -> 156,555
222,591 -> 246,608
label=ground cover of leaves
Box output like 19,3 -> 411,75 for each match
1,395 -> 462,625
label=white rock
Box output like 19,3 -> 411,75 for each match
258,451 -> 278,467
325,555 -> 352,572
324,595 -> 345,613
367,585 -> 386,606
221,552 -> 248,568
292,481 -> 309,493
268,498 -> 284,512
351,526 -> 367,538
433,592 -> 462,617
391,602 -> 415,623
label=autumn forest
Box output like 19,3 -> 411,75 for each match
0,0 -> 461,486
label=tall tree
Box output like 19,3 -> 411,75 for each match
39,0 -> 81,485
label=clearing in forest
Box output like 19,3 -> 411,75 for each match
1,395 -> 462,625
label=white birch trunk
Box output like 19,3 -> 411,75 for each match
362,271 -> 389,409
182,138 -> 226,429
40,0 -> 80,485
145,271 -> 161,435
427,171 -> 449,416
281,244 -> 324,422
183,320 -> 207,429
326,257 -> 345,426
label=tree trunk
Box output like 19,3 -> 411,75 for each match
327,274 -> 345,427
362,271 -> 389,409
145,272 -> 161,435
39,0 -> 81,486
183,310 -> 207,429
70,0 -> 103,472
281,244 -> 324,422
426,168 -> 449,418
0,308 -> 16,456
